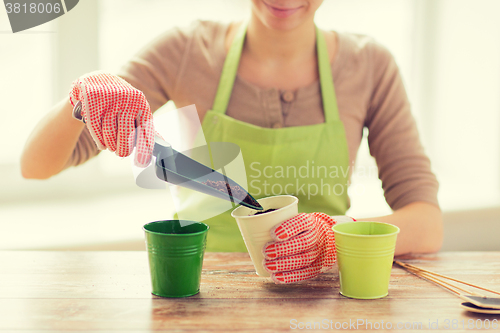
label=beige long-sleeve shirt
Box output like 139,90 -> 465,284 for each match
68,20 -> 439,210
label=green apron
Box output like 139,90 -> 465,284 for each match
175,23 -> 350,252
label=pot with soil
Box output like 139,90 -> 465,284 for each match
231,195 -> 299,277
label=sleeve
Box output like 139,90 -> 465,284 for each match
63,127 -> 101,169
365,42 -> 439,210
117,24 -> 191,112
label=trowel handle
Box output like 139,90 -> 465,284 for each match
153,134 -> 170,150
153,134 -> 176,173
72,101 -> 85,123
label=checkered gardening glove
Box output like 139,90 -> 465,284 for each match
263,213 -> 355,284
69,72 -> 155,167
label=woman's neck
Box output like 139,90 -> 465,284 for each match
230,15 -> 329,91
244,14 -> 317,66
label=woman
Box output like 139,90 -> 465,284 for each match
21,0 -> 442,283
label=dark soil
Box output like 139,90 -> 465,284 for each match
202,180 -> 260,207
253,208 -> 277,216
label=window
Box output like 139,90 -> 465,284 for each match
0,14 -> 54,164
426,0 -> 500,210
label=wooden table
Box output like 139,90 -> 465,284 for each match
1,251 -> 499,331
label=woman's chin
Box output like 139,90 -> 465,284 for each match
259,15 -> 305,31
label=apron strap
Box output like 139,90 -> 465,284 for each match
316,26 -> 339,123
211,22 -> 247,114
211,23 -> 340,124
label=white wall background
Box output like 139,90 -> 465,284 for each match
1,0 -> 499,250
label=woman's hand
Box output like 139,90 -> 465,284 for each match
359,201 -> 443,256
69,72 -> 155,167
262,213 -> 355,284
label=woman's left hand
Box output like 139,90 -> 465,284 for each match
262,213 -> 355,284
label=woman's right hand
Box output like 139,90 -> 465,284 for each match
69,72 -> 155,167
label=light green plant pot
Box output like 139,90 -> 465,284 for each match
332,221 -> 400,299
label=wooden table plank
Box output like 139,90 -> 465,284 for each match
1,252 -> 499,300
1,251 -> 500,331
1,298 -> 499,331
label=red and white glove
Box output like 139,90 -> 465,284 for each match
263,213 -> 355,284
69,72 -> 155,167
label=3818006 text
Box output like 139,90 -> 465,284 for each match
5,2 -> 62,14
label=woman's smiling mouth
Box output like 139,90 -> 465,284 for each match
263,2 -> 303,18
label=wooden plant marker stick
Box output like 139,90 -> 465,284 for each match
403,266 -> 483,297
394,261 -> 500,296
